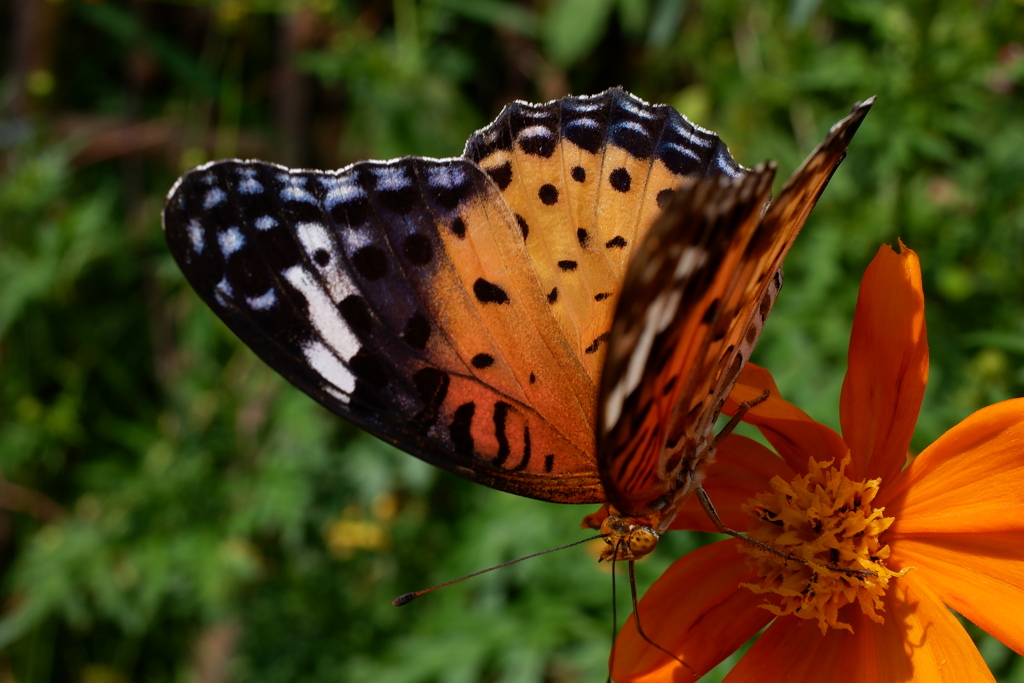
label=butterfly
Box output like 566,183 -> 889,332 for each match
163,88 -> 872,562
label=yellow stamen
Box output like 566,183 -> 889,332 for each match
739,455 -> 905,634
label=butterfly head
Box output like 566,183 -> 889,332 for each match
594,507 -> 662,562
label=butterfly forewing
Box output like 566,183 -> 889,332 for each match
163,157 -> 604,502
598,98 -> 875,518
464,87 -> 744,383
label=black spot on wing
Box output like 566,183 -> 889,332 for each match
657,115 -> 741,178
492,401 -> 511,466
349,350 -> 389,390
518,131 -> 557,157
609,167 -> 632,192
450,402 -> 476,457
313,249 -> 331,267
557,260 -> 578,272
474,278 -> 510,304
547,287 -> 558,304
560,91 -> 613,153
560,98 -> 610,153
338,295 -> 374,334
745,323 -> 759,346
760,285 -> 776,319
402,312 -> 431,350
515,213 -> 529,239
610,123 -> 656,159
539,184 -> 559,205
352,245 -> 389,280
564,123 -> 602,153
585,332 -> 609,354
486,161 -> 513,191
512,424 -> 531,471
576,228 -> 590,248
471,353 -> 494,369
571,166 -> 586,183
606,235 -> 627,249
449,216 -> 467,239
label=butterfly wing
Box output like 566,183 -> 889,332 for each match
464,87 -> 744,384
163,157 -> 602,502
598,98 -> 875,516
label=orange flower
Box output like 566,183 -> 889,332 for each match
612,243 -> 1024,682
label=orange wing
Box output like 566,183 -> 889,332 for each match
164,158 -> 601,502
598,98 -> 875,518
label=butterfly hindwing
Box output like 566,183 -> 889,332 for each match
163,157 -> 605,502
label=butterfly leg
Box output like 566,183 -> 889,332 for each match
704,391 -> 876,576
695,486 -> 875,577
712,389 -> 770,448
698,389 -> 783,556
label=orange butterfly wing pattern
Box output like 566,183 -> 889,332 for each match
163,89 -> 872,555
164,157 -> 602,502
597,99 -> 875,528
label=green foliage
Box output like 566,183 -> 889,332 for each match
1,0 -> 1022,681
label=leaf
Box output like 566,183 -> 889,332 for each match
542,0 -> 615,67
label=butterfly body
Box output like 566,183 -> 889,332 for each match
164,88 -> 872,561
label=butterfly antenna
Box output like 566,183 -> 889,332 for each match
708,391 -> 876,578
606,552 -> 619,683
392,535 -> 603,606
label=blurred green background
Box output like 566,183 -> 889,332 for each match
2,0 -> 1022,681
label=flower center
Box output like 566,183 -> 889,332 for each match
739,455 -> 903,634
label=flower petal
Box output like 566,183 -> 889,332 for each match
724,576 -> 993,683
671,434 -> 794,532
725,364 -> 848,473
611,540 -> 771,682
840,242 -> 928,482
881,399 -> 1024,532
889,533 -> 1024,655
733,362 -> 782,395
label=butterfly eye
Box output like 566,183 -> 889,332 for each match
598,514 -> 660,561
624,527 -> 659,560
